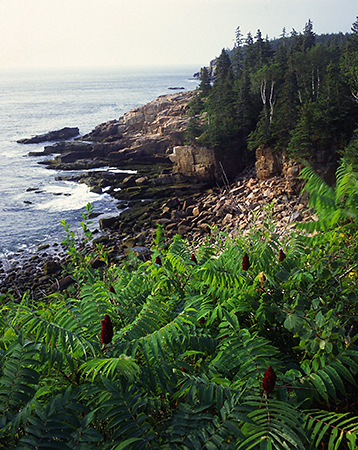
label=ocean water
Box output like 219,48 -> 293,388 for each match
0,66 -> 198,258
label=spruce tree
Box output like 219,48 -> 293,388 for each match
203,49 -> 237,147
303,19 -> 316,51
199,67 -> 211,97
341,16 -> 358,102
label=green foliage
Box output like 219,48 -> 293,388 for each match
1,163 -> 358,448
299,160 -> 358,230
342,128 -> 358,170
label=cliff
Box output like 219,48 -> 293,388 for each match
193,58 -> 217,80
36,91 -> 255,185
38,91 -> 195,170
25,89 -> 331,193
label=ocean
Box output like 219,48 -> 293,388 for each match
0,66 -> 198,259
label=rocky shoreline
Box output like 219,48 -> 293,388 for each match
0,90 -> 313,301
0,166 -> 311,300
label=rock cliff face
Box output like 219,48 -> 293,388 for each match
255,145 -> 338,194
26,90 -> 336,189
169,145 -> 252,183
169,146 -> 217,182
193,58 -> 217,80
37,91 -> 251,184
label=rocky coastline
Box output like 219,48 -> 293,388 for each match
1,90 -> 313,301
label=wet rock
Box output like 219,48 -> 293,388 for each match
99,216 -> 119,230
43,260 -> 62,276
51,276 -> 76,292
125,246 -> 152,261
18,127 -> 79,144
135,176 -> 149,185
90,186 -> 102,194
92,235 -> 110,246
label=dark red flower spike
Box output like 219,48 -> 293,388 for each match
101,314 -> 114,346
109,285 -> 116,294
279,250 -> 286,262
262,365 -> 277,394
242,252 -> 250,271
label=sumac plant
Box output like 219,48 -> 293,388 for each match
0,164 -> 358,449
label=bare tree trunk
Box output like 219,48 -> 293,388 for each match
260,78 -> 267,106
269,80 -> 276,124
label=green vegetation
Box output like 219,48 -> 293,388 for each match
0,162 -> 358,449
2,16 -> 358,450
186,16 -> 358,168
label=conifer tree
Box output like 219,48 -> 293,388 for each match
204,49 -> 237,147
199,67 -> 211,97
303,19 -> 316,51
186,15 -> 358,169
342,16 -> 358,103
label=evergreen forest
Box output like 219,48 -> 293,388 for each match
1,17 -> 358,450
186,17 -> 358,170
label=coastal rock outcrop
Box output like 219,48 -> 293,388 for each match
22,88 -> 336,194
17,127 -> 79,144
193,58 -> 217,80
24,91 -> 251,185
36,91 -> 196,170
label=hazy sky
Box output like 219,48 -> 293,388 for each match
0,0 -> 357,69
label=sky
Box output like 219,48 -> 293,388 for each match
0,0 -> 357,70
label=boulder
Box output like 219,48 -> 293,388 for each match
255,147 -> 280,180
99,216 -> 119,230
51,276 -> 75,292
169,146 -> 217,182
43,260 -> 62,276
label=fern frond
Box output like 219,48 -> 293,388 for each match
17,387 -> 102,449
15,305 -> 96,359
299,162 -> 358,232
109,264 -> 153,323
165,391 -> 248,449
80,281 -> 114,336
335,161 -> 358,222
0,336 -> 40,440
99,378 -> 158,449
80,356 -> 140,382
304,409 -> 358,450
298,347 -> 358,405
211,322 -> 280,387
238,396 -> 307,450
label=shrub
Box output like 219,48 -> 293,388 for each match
0,164 -> 358,449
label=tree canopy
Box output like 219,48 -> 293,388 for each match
187,17 -> 358,169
